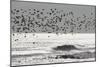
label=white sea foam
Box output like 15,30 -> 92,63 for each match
12,33 -> 95,55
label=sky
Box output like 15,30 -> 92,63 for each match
11,1 -> 96,33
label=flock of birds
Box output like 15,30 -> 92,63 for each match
11,8 -> 95,33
